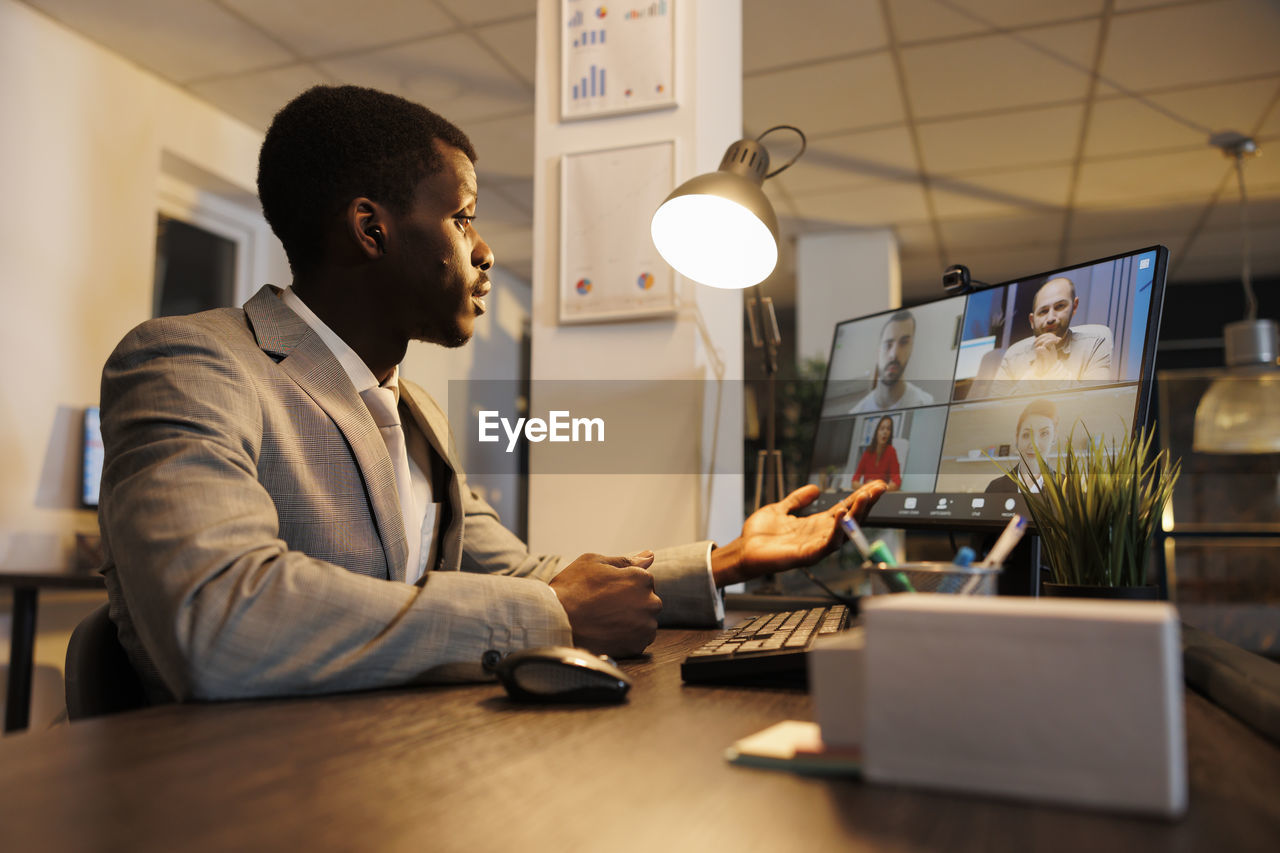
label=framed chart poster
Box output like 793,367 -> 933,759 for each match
559,141 -> 677,324
561,0 -> 676,121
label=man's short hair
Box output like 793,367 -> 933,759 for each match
1016,398 -> 1059,433
881,309 -> 916,337
1035,276 -> 1076,304
258,85 -> 477,273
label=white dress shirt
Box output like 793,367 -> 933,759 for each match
282,287 -> 439,583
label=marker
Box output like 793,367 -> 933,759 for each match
979,514 -> 1028,568
840,516 -> 872,559
842,515 -> 914,593
952,546 -> 976,567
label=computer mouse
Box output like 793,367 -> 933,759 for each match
486,646 -> 632,703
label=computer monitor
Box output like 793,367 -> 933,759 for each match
803,245 -> 1168,532
82,405 -> 103,509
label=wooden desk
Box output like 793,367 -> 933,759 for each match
0,571 -> 105,733
0,626 -> 1277,851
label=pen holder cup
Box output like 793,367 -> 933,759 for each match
866,562 -> 1001,595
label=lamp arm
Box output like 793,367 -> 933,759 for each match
756,125 -> 807,179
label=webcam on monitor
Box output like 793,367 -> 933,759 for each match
942,264 -> 991,296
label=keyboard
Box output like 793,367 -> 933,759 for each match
680,605 -> 854,686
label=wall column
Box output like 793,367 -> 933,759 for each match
528,0 -> 744,556
796,229 -> 901,363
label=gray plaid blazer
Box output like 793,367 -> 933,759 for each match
99,286 -> 718,702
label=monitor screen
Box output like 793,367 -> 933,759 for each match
82,405 -> 103,509
804,246 -> 1168,531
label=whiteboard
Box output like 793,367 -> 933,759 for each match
559,141 -> 678,324
561,0 -> 677,120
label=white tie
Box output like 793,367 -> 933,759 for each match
359,385 -> 420,581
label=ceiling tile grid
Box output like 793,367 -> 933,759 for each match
1068,202 -> 1206,244
1073,147 -> 1237,206
940,211 -> 1066,252
473,16 -> 538,88
930,164 -> 1074,219
742,0 -> 886,74
16,0 -> 1280,300
1099,0 -> 1280,94
790,180 -> 933,228
915,103 -> 1084,175
898,19 -> 1101,119
463,113 -> 536,180
772,125 -> 920,197
215,0 -> 457,60
433,0 -> 535,26
25,0 -> 294,84
744,51 -> 905,137
317,32 -> 532,124
188,64 -> 337,131
890,0 -> 1106,44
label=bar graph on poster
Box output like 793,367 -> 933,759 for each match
562,0 -> 676,120
559,141 -> 677,323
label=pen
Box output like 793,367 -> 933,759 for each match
979,514 -> 1028,568
839,515 -> 872,559
841,515 -> 914,593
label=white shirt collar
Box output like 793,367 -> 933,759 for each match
281,286 -> 399,401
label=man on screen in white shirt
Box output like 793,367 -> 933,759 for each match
850,309 -> 936,414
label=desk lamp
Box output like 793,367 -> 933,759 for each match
651,126 -> 806,508
1193,133 -> 1280,454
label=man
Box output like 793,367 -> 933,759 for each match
98,86 -> 884,704
849,310 -> 935,414
994,276 -> 1113,395
985,399 -> 1058,494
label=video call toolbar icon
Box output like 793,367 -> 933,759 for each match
936,498 -> 949,510
904,497 -> 917,509
971,497 -> 985,509
1005,498 -> 1016,511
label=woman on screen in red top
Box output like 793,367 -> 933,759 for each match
851,415 -> 901,492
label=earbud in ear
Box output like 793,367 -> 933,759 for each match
369,227 -> 386,254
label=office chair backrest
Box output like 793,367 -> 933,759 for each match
65,602 -> 148,720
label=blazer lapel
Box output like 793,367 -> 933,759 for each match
399,381 -> 465,572
243,286 -> 410,580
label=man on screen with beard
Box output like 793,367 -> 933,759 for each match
850,309 -> 935,414
995,276 -> 1113,396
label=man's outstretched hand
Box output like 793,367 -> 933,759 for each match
711,481 -> 888,587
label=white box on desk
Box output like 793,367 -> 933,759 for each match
810,595 -> 1187,818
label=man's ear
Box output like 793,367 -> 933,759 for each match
347,198 -> 387,259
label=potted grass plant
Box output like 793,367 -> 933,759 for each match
1008,426 -> 1180,599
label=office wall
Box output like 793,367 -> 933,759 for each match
0,0 -> 274,570
0,0 -> 535,565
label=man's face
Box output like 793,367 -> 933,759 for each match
384,140 -> 494,348
1017,414 -> 1057,465
1029,278 -> 1077,337
877,318 -> 915,386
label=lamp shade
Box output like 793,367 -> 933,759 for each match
1193,319 -> 1280,453
651,138 -> 780,289
1193,370 -> 1280,453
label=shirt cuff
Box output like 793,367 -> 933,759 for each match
703,541 -> 725,623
